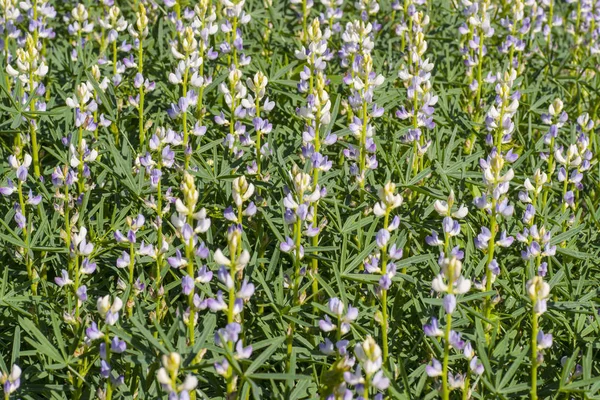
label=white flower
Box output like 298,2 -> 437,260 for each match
433,200 -> 449,216
431,275 -> 448,292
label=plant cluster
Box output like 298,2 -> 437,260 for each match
0,0 -> 599,398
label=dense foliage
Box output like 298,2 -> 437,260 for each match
1,0 -> 600,398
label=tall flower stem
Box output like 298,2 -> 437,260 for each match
127,240 -> 136,317
104,325 -> 113,400
542,136 -> 555,210
30,120 -> 41,177
288,188 -> 304,368
74,255 -> 81,319
186,230 -> 196,345
77,127 -> 85,196
441,234 -> 452,400
483,205 -> 497,324
380,210 -> 390,362
545,0 -> 554,75
17,180 -> 35,294
311,107 -> 321,298
530,310 -> 538,400
138,37 -> 145,147
441,267 -> 454,400
154,178 -> 164,323
65,179 -> 72,276
301,0 -> 308,42
182,48 -> 190,170
225,236 -> 240,396
474,18 -> 485,108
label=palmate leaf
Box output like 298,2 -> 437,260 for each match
18,317 -> 67,365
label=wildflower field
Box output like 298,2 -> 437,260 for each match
1,0 -> 600,398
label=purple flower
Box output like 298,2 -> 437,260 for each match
111,336 -> 127,353
496,231 -> 514,247
195,242 -> 210,259
443,294 -> 456,314
217,266 -> 233,290
426,231 -> 443,246
182,275 -> 194,295
426,358 -> 442,377
388,243 -> 403,260
54,269 -> 73,287
26,190 -> 42,205
14,211 -> 26,229
475,227 -> 491,250
537,330 -> 553,349
237,279 -> 255,300
372,370 -> 390,390
564,191 -> 575,207
81,258 -> 96,274
224,206 -> 237,222
116,251 -> 130,269
423,317 -> 443,337
449,330 -> 466,350
207,291 -> 227,312
100,360 -> 111,378
319,338 -> 335,355
114,230 -> 128,243
442,217 -> 460,236
77,285 -> 88,302
280,237 -> 295,253
538,262 -> 548,277
379,274 -> 392,290
235,340 -> 253,359
214,359 -> 229,376
196,265 -> 213,283
167,249 -> 186,269
86,322 -> 104,340
0,179 -> 16,196
375,229 -> 390,249
319,315 -> 336,332
488,259 -> 500,276
469,356 -> 484,375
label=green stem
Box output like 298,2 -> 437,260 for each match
363,377 -> 370,400
104,325 -> 113,400
542,136 -> 555,211
530,310 -> 538,400
546,0 -> 554,75
112,40 -> 117,77
311,102 -> 321,300
293,215 -> 303,305
441,283 -> 454,400
301,0 -> 307,43
484,205 -> 497,327
65,177 -> 72,278
138,38 -> 145,147
182,51 -> 190,170
380,211 -> 390,362
474,18 -> 485,108
17,180 -> 35,294
28,66 -> 40,177
128,241 -> 135,286
77,127 -> 84,197
186,234 -> 196,345
74,255 -> 80,319
411,51 -> 421,178
30,121 -> 41,178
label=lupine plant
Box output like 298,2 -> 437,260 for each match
395,5 -> 436,178
0,0 -> 600,399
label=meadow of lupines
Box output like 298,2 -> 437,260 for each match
1,0 -> 600,398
